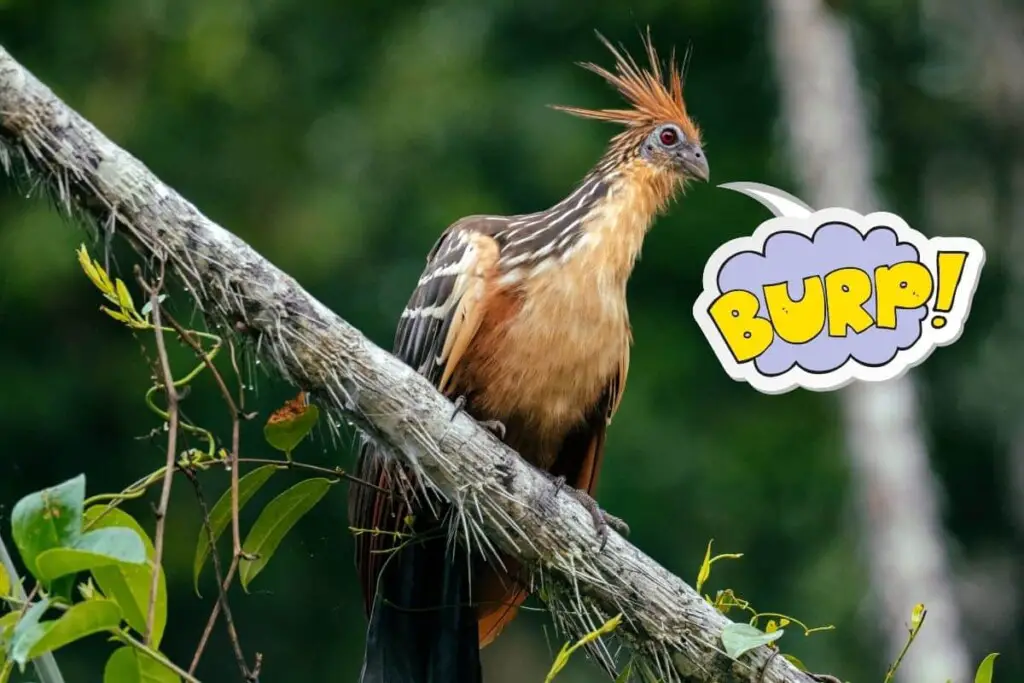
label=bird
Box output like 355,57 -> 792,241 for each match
347,30 -> 709,683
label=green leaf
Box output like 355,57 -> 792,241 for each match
0,563 -> 9,598
103,645 -> 181,683
543,614 -> 622,682
115,280 -> 136,314
24,599 -> 121,661
77,528 -> 147,563
35,548 -> 117,583
239,478 -> 333,590
11,475 -> 86,582
0,611 -> 19,652
613,660 -> 633,683
974,653 -> 999,683
721,622 -> 784,659
0,612 -> 15,678
263,402 -> 319,455
910,602 -> 926,630
35,528 -> 147,581
140,293 -> 166,319
0,612 -> 18,634
7,598 -> 50,667
83,507 -> 167,648
696,539 -> 714,594
193,465 -> 277,596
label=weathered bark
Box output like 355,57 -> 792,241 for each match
766,3 -> 972,683
0,44 -> 822,683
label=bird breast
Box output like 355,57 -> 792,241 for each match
457,232 -> 631,458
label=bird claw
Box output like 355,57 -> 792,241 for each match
549,474 -> 568,497
575,491 -> 630,550
449,395 -> 506,439
479,419 -> 506,440
543,472 -> 629,550
449,395 -> 467,421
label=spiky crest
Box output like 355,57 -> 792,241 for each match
554,29 -> 701,145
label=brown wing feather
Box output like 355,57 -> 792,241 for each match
475,348 -> 630,646
348,220 -> 501,614
576,341 -> 629,495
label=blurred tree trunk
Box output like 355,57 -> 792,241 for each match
1009,159 -> 1024,542
918,0 -> 1024,651
920,0 -> 1024,529
765,2 -> 971,682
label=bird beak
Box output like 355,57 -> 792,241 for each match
679,142 -> 710,182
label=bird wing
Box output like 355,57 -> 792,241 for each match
571,342 -> 629,495
348,218 -> 502,614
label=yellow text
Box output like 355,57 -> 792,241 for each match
708,262 -> 933,363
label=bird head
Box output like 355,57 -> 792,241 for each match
554,31 -> 709,185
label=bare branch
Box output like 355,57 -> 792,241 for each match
189,554 -> 243,676
0,43 -> 821,683
138,267 -> 179,648
184,468 -> 251,680
235,456 -> 386,492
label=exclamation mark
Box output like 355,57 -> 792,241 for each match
931,251 -> 968,329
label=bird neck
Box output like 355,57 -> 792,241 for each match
492,157 -> 677,289
575,159 -> 678,284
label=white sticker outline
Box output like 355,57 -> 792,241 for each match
692,182 -> 987,395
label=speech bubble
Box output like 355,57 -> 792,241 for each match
692,182 -> 986,395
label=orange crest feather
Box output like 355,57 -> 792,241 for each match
554,30 -> 701,144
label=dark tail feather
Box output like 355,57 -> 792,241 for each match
358,510 -> 482,683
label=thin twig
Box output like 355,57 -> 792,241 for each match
229,414 -> 242,554
184,468 -> 251,680
160,309 -> 245,557
249,652 -> 263,682
883,610 -> 928,683
188,555 -> 240,675
162,310 -> 238,415
237,457 -> 388,494
0,534 -> 66,683
224,337 -> 248,566
139,265 -> 178,646
228,336 -> 246,413
12,581 -> 38,626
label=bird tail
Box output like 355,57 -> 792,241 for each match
358,506 -> 483,683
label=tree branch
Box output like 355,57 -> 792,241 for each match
0,43 -> 819,683
139,268 -> 180,649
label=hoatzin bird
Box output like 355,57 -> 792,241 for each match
348,32 -> 708,683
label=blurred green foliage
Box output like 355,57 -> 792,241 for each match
0,0 -> 1019,681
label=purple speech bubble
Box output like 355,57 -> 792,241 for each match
716,222 -> 927,377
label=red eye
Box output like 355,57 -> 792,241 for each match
659,128 -> 678,146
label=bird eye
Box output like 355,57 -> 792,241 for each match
659,127 -> 679,146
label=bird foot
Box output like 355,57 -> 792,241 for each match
449,395 -> 467,420
478,419 -> 506,439
449,395 -> 506,439
544,473 -> 629,550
